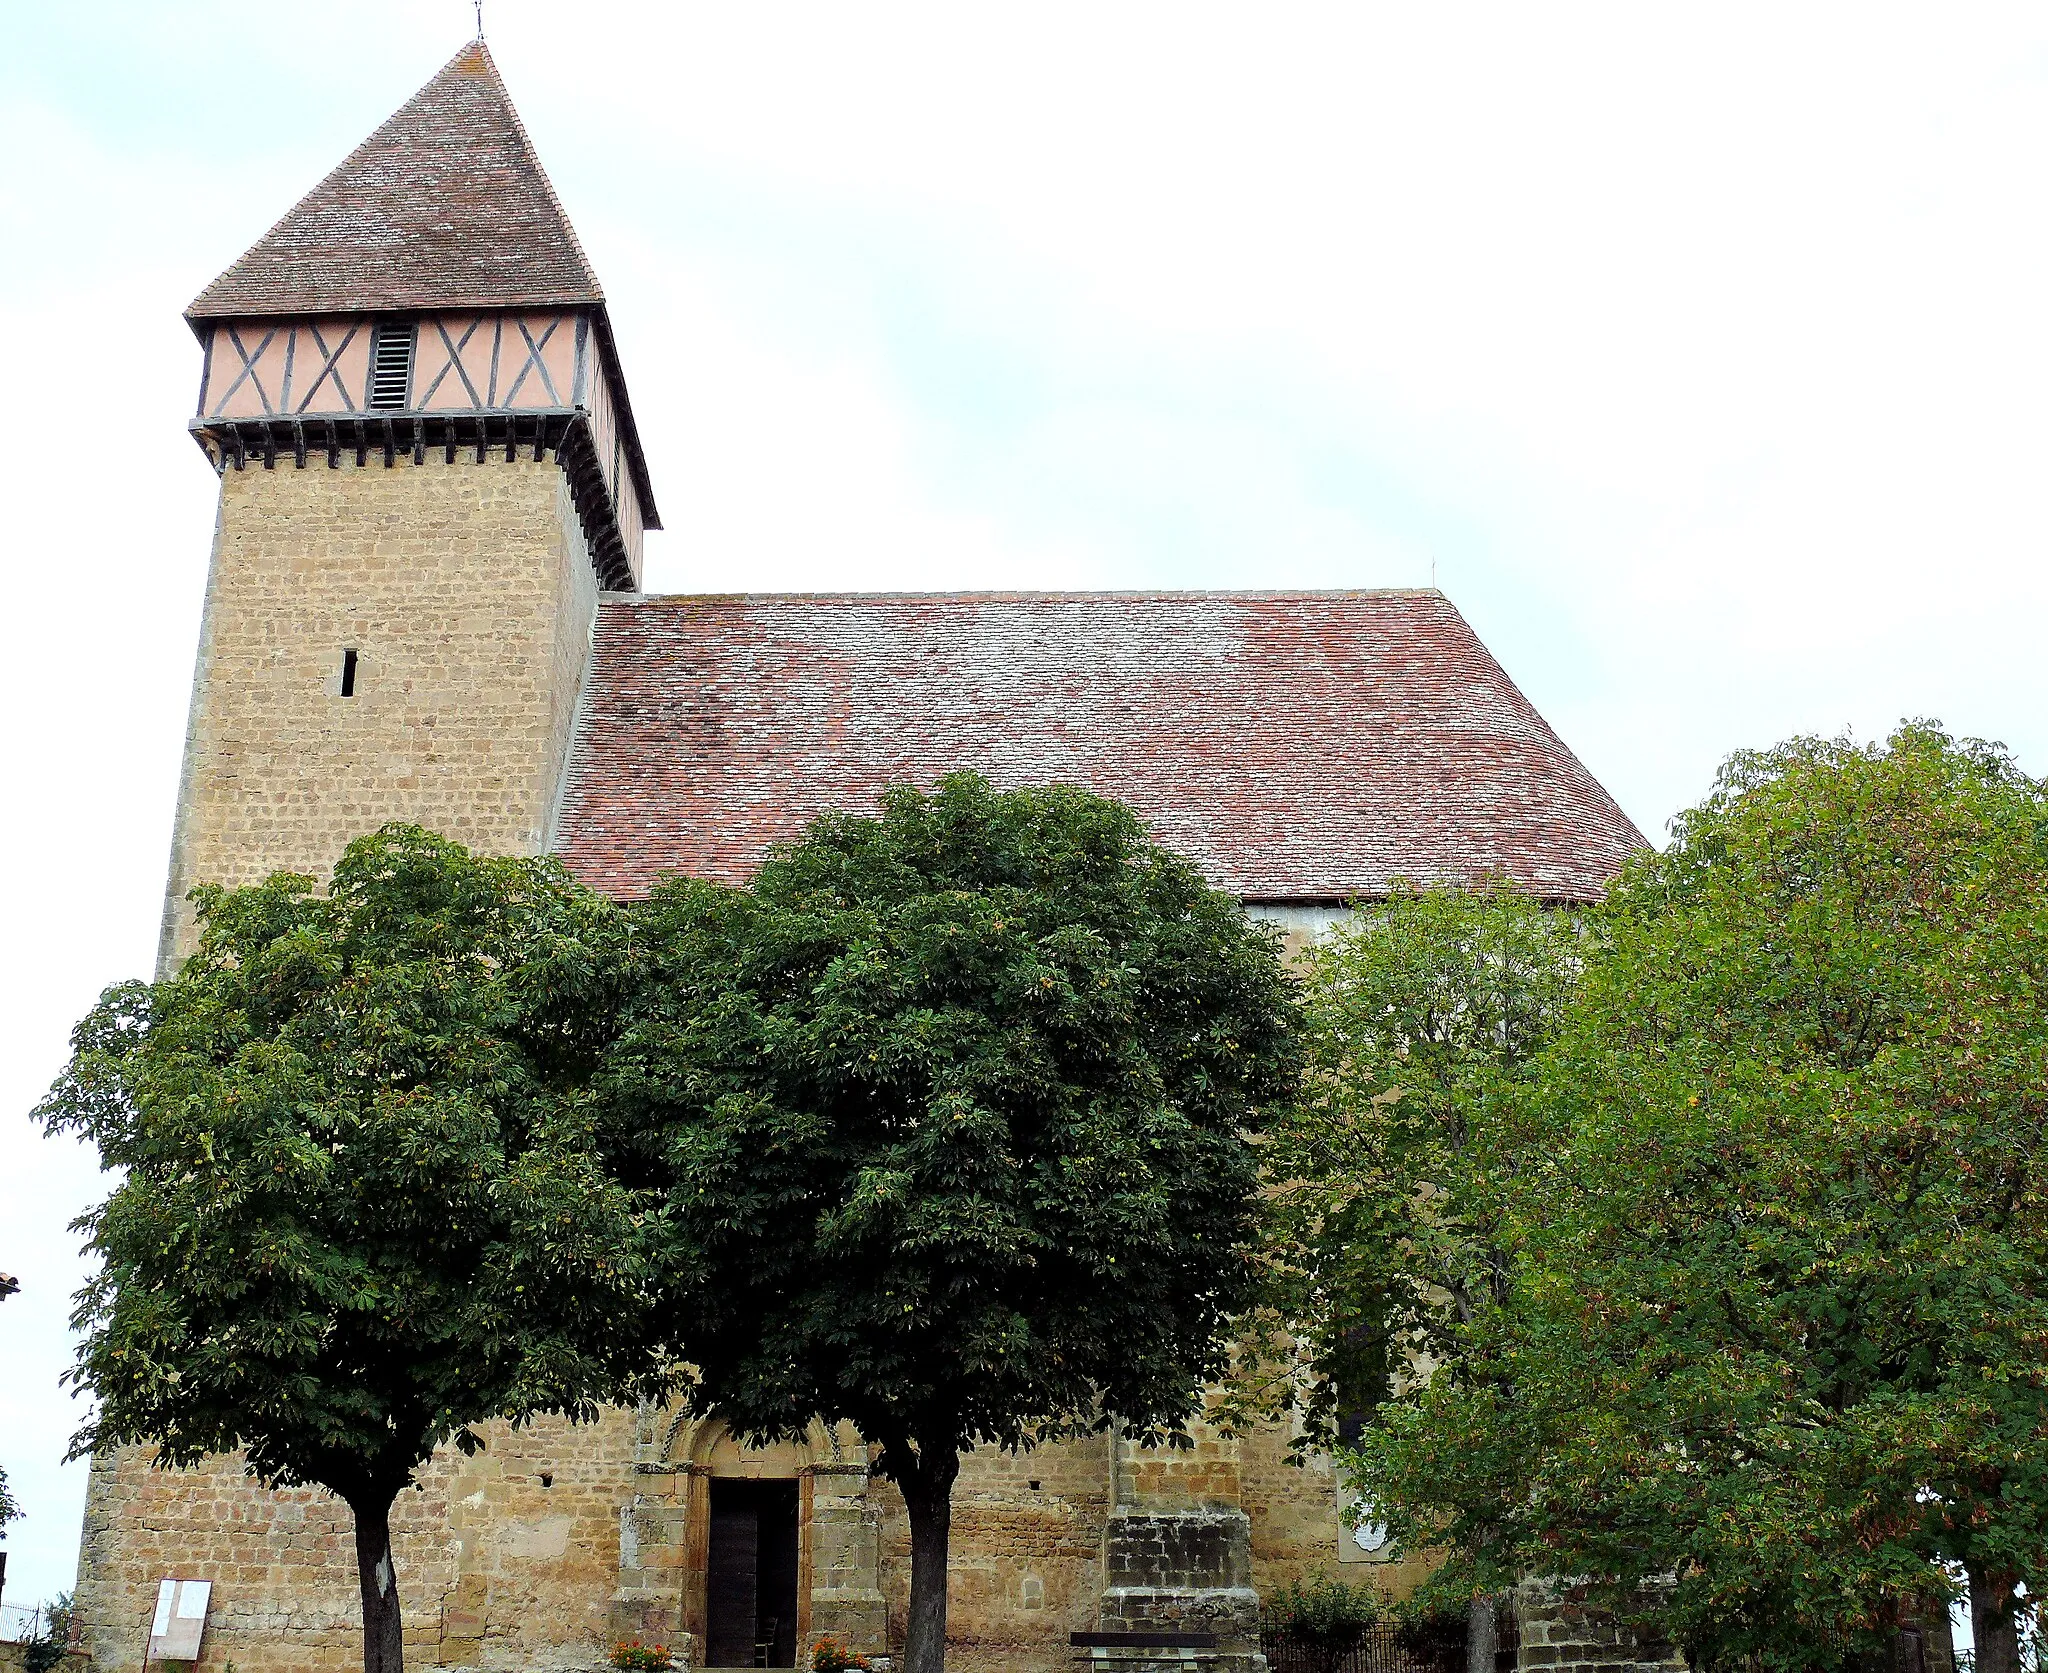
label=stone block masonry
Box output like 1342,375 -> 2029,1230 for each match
94,30 -> 1671,1671
72,1413 -> 1386,1673
1511,1579 -> 1957,1673
90,432 -> 1432,1673
77,446 -> 611,1673
74,1411 -> 641,1673
156,452 -> 601,969
1513,1580 -> 1684,1673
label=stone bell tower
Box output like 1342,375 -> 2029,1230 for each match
75,47 -> 659,1672
159,39 -> 657,968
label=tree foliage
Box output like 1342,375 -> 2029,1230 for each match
38,827 -> 666,1673
1229,881 -> 1577,1469
1346,725 -> 2048,1670
601,773 -> 1302,1673
23,1592 -> 75,1673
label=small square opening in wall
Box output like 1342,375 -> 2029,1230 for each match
340,648 -> 359,698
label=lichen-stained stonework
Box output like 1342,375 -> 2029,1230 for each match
1510,1580 -> 1958,1673
156,453 -> 599,966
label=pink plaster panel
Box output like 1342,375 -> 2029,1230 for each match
410,312 -> 577,410
538,314 -> 577,407
464,316 -> 503,407
207,321 -> 294,418
498,313 -> 573,408
413,315 -> 485,410
287,318 -> 370,414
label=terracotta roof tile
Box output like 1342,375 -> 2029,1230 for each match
554,590 -> 1646,902
187,42 -> 602,320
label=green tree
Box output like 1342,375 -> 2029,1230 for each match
38,827 -> 666,1673
601,774 -> 1301,1673
24,1591 -> 75,1673
1237,882 -> 1578,1442
1262,1573 -> 1383,1673
1351,725 -> 2048,1671
1227,882 -> 1578,1660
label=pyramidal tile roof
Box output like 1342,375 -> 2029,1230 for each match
188,42 -> 603,320
554,589 -> 1648,903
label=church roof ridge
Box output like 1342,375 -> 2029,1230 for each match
187,40 -> 604,321
614,587 -> 1450,605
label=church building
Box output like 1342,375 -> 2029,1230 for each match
77,41 -> 1644,1673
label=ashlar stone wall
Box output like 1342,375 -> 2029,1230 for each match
76,1412 -> 638,1673
157,451 -> 600,966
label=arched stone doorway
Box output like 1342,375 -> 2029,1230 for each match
613,1411 -> 886,1670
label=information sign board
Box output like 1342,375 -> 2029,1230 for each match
146,1579 -> 211,1662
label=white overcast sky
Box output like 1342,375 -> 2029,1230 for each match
4,0 -> 2047,1613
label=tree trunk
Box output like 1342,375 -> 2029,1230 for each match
1466,1593 -> 1499,1673
350,1493 -> 405,1673
1967,1562 -> 2021,1673
885,1442 -> 961,1673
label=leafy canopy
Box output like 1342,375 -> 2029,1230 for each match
1229,881 -> 1577,1463
37,826 -> 667,1507
23,1593 -> 75,1673
1348,725 -> 2048,1667
603,772 -> 1304,1462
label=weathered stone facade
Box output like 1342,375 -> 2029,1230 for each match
1512,1582 -> 1685,1673
1510,1579 -> 1959,1673
77,1412 -> 1406,1673
157,451 -> 599,966
78,1413 -> 635,1673
83,441 -> 614,1673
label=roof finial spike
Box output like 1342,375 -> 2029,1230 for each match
474,0 -> 485,41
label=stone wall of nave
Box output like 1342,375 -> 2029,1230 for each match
75,1411 -> 638,1673
75,1403 -> 1401,1673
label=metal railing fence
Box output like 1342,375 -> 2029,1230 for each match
1260,1611 -> 1518,1673
0,1603 -> 50,1646
1259,1622 -> 1465,1673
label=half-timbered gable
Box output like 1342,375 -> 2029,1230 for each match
183,40 -> 654,588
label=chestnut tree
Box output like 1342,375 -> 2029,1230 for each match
602,774 -> 1302,1673
38,828 -> 666,1673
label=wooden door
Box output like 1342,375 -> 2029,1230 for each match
705,1480 -> 799,1668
